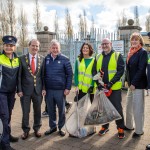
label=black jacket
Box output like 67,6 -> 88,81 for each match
125,48 -> 147,89
147,51 -> 150,89
93,50 -> 125,85
17,53 -> 45,95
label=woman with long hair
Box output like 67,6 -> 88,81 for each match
74,42 -> 96,103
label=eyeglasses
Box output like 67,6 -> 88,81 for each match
101,43 -> 110,46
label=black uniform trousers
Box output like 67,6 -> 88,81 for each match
20,89 -> 42,133
102,89 -> 125,129
0,92 -> 15,150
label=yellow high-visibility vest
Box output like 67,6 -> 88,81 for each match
148,53 -> 150,64
78,58 -> 95,93
96,52 -> 122,90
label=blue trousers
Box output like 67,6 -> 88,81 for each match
46,90 -> 65,130
0,92 -> 15,150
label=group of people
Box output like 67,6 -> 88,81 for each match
0,31 -> 150,150
0,36 -> 73,150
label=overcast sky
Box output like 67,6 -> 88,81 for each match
13,0 -> 150,38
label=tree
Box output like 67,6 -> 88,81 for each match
18,7 -> 28,48
90,16 -> 95,38
145,9 -> 150,32
33,0 -> 42,32
83,9 -> 87,37
54,11 -> 59,38
7,0 -> 16,35
79,10 -> 87,40
116,10 -> 127,28
134,6 -> 140,26
0,0 -> 9,45
65,8 -> 73,41
79,14 -> 84,40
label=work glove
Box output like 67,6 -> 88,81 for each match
87,86 -> 94,93
106,82 -> 113,90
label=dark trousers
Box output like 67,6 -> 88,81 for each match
20,90 -> 42,133
0,92 -> 15,150
46,90 -> 65,130
102,90 -> 125,129
78,90 -> 94,103
44,96 -> 69,112
44,97 -> 48,113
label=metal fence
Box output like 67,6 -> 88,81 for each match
56,30 -> 131,70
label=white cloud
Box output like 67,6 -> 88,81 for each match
11,0 -> 150,39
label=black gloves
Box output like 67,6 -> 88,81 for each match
97,84 -> 104,91
106,82 -> 113,90
87,86 -> 94,93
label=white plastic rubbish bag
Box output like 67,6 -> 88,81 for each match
84,90 -> 122,125
65,93 -> 95,138
0,118 -> 3,142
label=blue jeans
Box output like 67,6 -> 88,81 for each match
46,90 -> 65,130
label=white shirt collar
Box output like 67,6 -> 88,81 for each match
51,54 -> 57,61
29,53 -> 37,59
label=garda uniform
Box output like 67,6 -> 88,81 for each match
95,50 -> 125,129
0,35 -> 19,150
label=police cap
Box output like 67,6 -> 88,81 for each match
2,35 -> 17,46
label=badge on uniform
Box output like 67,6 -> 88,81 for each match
58,61 -> 61,64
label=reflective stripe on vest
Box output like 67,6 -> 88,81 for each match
148,53 -> 150,64
96,52 -> 122,90
0,54 -> 19,68
78,58 -> 95,93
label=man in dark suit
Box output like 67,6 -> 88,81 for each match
17,39 -> 46,140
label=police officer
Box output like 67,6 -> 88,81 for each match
0,35 -> 19,150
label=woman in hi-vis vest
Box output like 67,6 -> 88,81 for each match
125,32 -> 147,138
74,42 -> 95,103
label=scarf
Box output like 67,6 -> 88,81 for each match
127,44 -> 142,64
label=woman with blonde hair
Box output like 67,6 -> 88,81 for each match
125,32 -> 147,138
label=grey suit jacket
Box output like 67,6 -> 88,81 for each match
17,53 -> 45,95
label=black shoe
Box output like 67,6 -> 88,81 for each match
146,144 -> 150,150
42,111 -> 49,117
65,102 -> 72,113
59,130 -> 66,137
98,127 -> 109,136
10,135 -> 19,142
44,127 -> 57,135
132,132 -> 144,138
124,126 -> 134,131
8,146 -> 16,150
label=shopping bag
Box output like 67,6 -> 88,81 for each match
84,90 -> 122,125
65,93 -> 95,138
